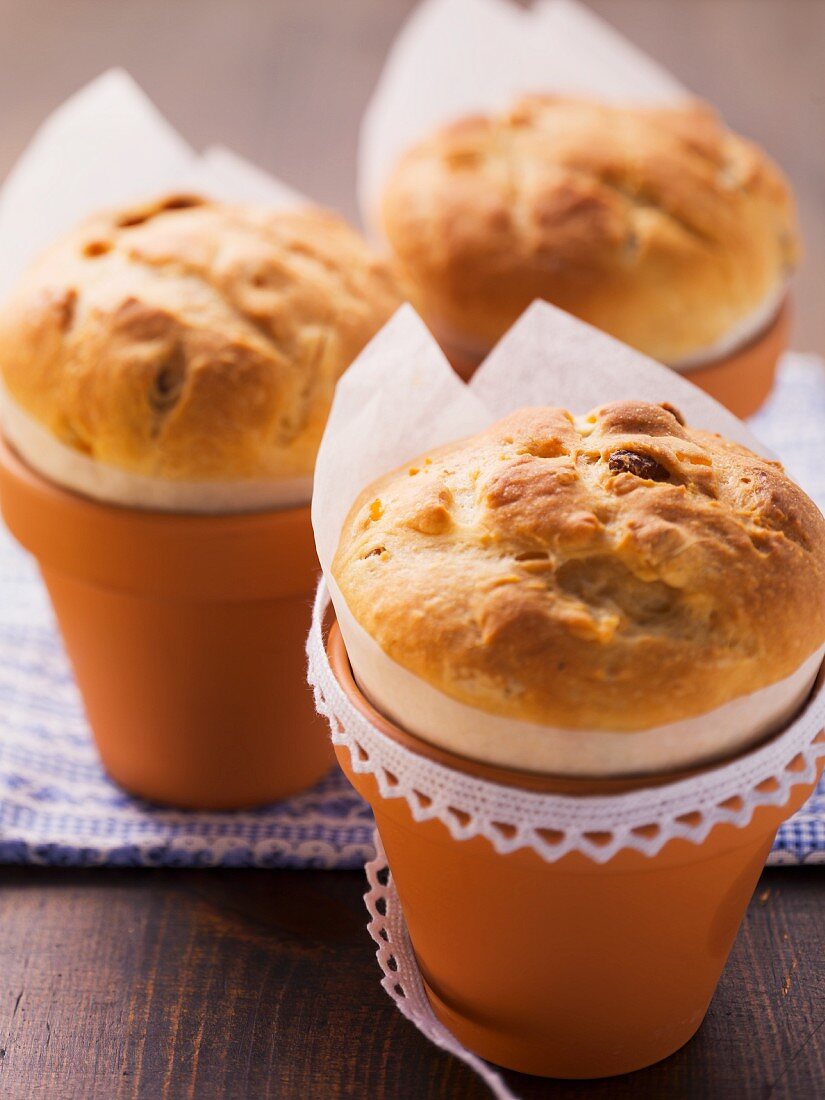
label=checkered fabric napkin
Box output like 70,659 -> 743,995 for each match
0,353 -> 823,867
750,354 -> 825,864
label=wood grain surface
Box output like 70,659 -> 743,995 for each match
0,1 -> 823,1097
0,867 -> 821,1099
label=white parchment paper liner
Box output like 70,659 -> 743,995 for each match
0,70 -> 315,512
357,0 -> 786,370
312,302 -> 824,777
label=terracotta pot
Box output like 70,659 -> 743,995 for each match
327,621 -> 822,1079
0,437 -> 333,809
446,300 -> 791,421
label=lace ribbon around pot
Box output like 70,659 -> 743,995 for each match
308,581 -> 825,865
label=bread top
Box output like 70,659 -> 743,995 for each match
333,401 -> 825,732
0,195 -> 401,483
380,96 -> 798,365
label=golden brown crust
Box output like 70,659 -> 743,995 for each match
333,401 -> 825,731
381,96 -> 799,363
0,194 -> 401,481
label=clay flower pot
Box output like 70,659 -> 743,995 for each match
327,620 -> 823,1079
0,437 -> 333,810
447,300 -> 791,421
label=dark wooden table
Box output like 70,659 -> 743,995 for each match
0,2 -> 823,1097
0,867 -> 822,1099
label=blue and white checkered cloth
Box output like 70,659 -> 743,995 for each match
1,353 -> 824,867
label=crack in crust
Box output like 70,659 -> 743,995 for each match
334,401 -> 825,733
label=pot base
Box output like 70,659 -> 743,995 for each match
421,977 -> 705,1080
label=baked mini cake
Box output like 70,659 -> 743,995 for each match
380,96 -> 798,370
333,401 -> 825,774
0,194 -> 401,510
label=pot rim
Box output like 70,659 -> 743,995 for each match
0,435 -> 318,600
0,433 -> 312,526
682,296 -> 790,382
326,618 -> 794,796
444,295 -> 791,380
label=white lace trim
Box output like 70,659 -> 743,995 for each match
308,581 -> 825,864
